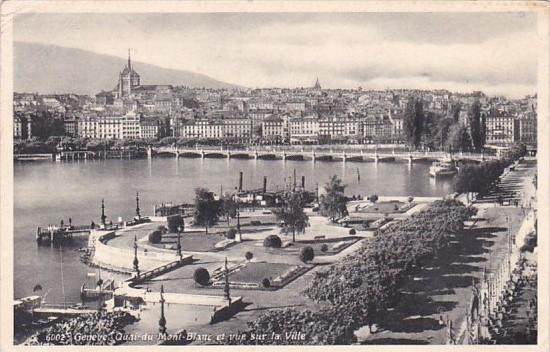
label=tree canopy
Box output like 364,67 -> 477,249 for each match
193,187 -> 220,234
273,191 -> 309,242
319,175 -> 348,222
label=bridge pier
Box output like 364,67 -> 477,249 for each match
342,151 -> 347,162
200,149 -> 205,160
374,151 -> 379,163
311,151 -> 316,162
408,153 -> 413,164
254,151 -> 258,160
147,146 -> 152,159
282,152 -> 286,161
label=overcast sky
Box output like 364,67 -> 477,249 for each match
15,12 -> 537,97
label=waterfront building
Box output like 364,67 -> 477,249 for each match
13,113 -> 23,139
178,119 -> 224,139
262,115 -> 285,142
77,112 -> 141,140
139,118 -> 160,140
518,116 -> 537,146
289,116 -> 319,144
318,116 -> 360,143
363,117 -> 393,143
63,118 -> 78,137
388,108 -> 404,142
78,115 -> 99,139
485,116 -> 519,146
222,118 -> 253,143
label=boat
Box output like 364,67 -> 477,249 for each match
429,158 -> 458,177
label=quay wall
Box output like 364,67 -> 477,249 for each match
91,231 -> 178,272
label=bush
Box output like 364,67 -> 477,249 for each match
245,251 -> 253,261
157,225 -> 168,234
251,220 -> 262,226
226,227 -> 237,239
148,230 -> 162,244
349,228 -> 356,235
299,246 -> 315,263
263,235 -> 282,248
262,278 -> 271,288
369,194 -> 379,203
320,244 -> 329,252
193,267 -> 210,286
408,196 -> 414,203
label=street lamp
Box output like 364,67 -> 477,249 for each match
176,224 -> 183,260
233,192 -> 241,241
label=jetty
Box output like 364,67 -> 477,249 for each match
36,225 -> 92,244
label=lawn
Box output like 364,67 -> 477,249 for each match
280,239 -> 360,256
228,262 -> 295,283
354,201 -> 410,214
155,232 -> 227,252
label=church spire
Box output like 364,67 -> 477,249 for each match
127,49 -> 132,71
314,77 -> 321,90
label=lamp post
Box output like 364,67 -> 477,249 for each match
101,199 -> 106,227
159,284 -> 166,334
133,235 -> 140,278
224,257 -> 231,305
136,192 -> 141,219
176,225 -> 183,260
233,192 -> 241,241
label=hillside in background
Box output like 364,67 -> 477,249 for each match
14,42 -> 241,95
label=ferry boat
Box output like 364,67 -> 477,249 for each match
429,158 -> 458,177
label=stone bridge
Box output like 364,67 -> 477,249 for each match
150,146 -> 494,163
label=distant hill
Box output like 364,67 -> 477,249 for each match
14,42 -> 241,95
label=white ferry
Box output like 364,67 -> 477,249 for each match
429,158 -> 457,177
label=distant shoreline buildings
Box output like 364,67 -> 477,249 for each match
14,50 -> 537,151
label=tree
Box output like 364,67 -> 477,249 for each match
273,192 -> 309,242
432,118 -> 454,151
299,246 -> 315,263
220,193 -> 238,225
403,97 -> 424,147
193,188 -> 220,234
193,267 -> 210,286
369,194 -> 379,203
446,124 -> 472,152
468,100 -> 483,151
245,251 -> 254,261
319,175 -> 347,222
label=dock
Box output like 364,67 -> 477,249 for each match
36,225 -> 92,244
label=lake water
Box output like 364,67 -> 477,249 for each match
14,157 -> 453,302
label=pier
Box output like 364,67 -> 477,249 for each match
36,225 -> 92,244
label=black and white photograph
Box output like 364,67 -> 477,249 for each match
0,1 -> 548,348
